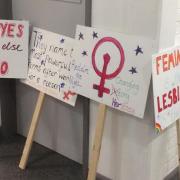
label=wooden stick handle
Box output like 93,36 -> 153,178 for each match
19,91 -> 45,170
176,120 -> 180,162
87,104 -> 107,180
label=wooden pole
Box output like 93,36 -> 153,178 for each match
87,104 -> 107,180
19,91 -> 45,170
176,120 -> 180,176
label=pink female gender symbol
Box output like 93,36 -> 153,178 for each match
92,37 -> 125,97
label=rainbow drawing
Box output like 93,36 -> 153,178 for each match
155,123 -> 162,133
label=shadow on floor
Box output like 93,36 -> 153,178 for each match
0,134 -> 83,180
164,167 -> 180,180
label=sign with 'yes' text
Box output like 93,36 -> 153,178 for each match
0,20 -> 29,78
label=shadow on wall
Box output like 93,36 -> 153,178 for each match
0,0 -> 17,138
0,0 -> 12,19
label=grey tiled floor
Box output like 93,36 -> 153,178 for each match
0,135 -> 83,180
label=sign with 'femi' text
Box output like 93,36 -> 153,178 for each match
23,27 -> 77,106
70,25 -> 154,118
0,20 -> 29,78
152,46 -> 180,131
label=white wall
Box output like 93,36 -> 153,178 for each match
91,0 -> 179,180
13,0 -> 85,37
176,0 -> 180,43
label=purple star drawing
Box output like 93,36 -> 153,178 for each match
79,32 -> 84,40
41,60 -> 45,66
60,38 -> 65,43
135,45 -> 143,56
82,50 -> 88,56
129,67 -> 137,74
60,83 -> 65,88
92,31 -> 98,39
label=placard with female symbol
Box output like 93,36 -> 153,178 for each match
23,27 -> 77,106
69,25 -> 154,118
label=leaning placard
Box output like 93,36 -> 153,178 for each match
70,25 -> 154,118
19,27 -> 77,170
0,20 -> 29,78
69,25 -> 154,180
152,46 -> 180,131
22,27 -> 77,106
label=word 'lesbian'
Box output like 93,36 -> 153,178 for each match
157,86 -> 180,113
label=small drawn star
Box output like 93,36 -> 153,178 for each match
31,48 -> 35,53
60,38 -> 65,43
79,32 -> 84,40
129,67 -> 137,74
82,50 -> 88,56
41,60 -> 45,66
135,45 -> 143,56
92,31 -> 98,39
60,83 -> 65,88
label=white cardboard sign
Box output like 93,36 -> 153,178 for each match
69,25 -> 154,118
0,20 -> 29,78
23,27 -> 77,106
152,46 -> 180,131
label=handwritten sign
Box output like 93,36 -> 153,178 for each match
152,46 -> 180,131
23,27 -> 77,106
0,20 -> 29,78
69,25 -> 154,118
